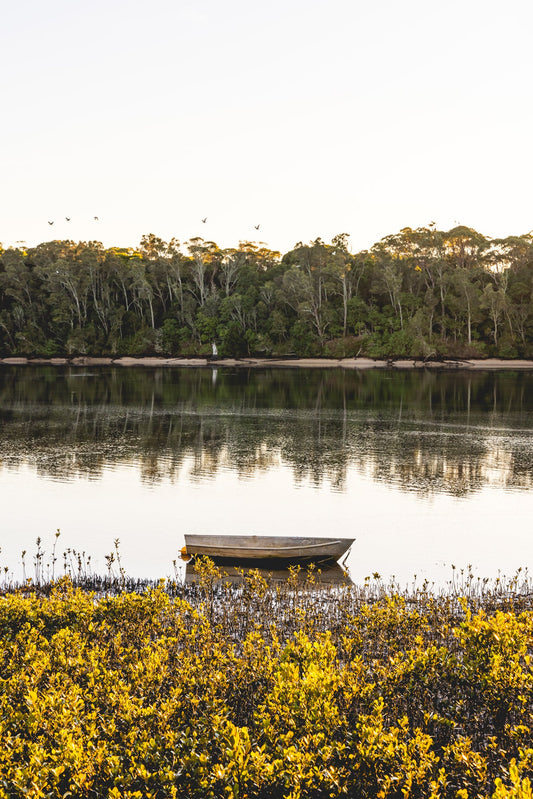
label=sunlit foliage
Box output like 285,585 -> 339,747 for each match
1,225 -> 533,359
0,560 -> 532,797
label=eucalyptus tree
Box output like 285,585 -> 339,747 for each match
369,242 -> 407,331
281,238 -> 338,342
2,241 -> 72,351
448,264 -> 482,345
139,235 -> 169,319
0,246 -> 38,318
328,233 -> 366,336
139,233 -> 168,260
498,236 -> 533,350
444,226 -> 488,270
0,310 -> 16,351
441,227 -> 488,338
81,241 -> 116,337
237,240 -> 281,271
397,226 -> 448,339
104,247 -> 140,314
484,235 -> 533,349
220,248 -> 245,297
481,283 -> 506,346
377,225 -> 458,340
165,239 -> 187,316
138,237 -> 190,323
219,293 -> 248,333
36,242 -> 91,330
138,234 -> 188,320
186,238 -> 223,307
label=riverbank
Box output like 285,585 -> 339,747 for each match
2,355 -> 533,369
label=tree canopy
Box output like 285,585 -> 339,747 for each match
1,226 -> 532,359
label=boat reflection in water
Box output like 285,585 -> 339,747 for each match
184,561 -> 351,586
182,534 -> 354,586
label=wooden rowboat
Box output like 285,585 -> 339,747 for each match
182,534 -> 354,565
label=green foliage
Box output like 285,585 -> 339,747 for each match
366,329 -> 416,358
1,227 -> 533,358
196,311 -> 219,345
219,320 -> 249,357
0,570 -> 532,797
290,320 -> 320,356
160,318 -> 183,354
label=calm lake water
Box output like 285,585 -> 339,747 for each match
1,365 -> 532,587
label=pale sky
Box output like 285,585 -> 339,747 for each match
2,0 -> 533,254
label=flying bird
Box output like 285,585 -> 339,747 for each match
48,221 -> 54,225
254,224 -> 260,230
65,217 -> 71,221
94,216 -> 99,221
201,217 -> 207,223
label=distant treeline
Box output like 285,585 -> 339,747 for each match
1,226 -> 533,359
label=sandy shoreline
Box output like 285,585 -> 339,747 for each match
1,355 -> 533,370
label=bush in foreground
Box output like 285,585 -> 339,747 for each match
0,564 -> 532,798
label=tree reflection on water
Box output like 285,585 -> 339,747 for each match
0,365 -> 532,496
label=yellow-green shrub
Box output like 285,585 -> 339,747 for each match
0,574 -> 532,798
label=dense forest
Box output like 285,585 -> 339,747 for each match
1,225 -> 533,359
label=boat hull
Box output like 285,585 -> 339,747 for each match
183,534 -> 354,564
